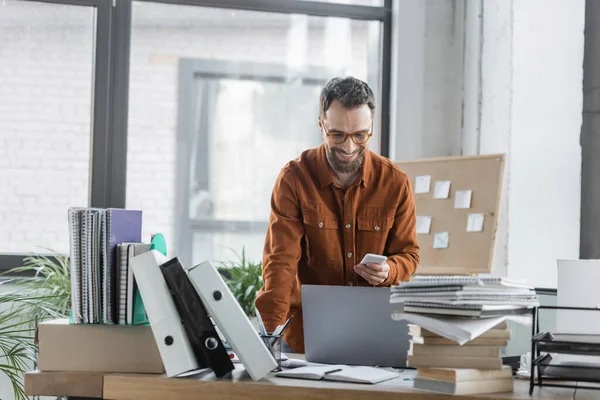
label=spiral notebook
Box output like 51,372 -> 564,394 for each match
68,207 -> 142,325
394,275 -> 533,289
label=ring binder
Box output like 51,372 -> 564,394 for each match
187,260 -> 278,381
159,258 -> 234,378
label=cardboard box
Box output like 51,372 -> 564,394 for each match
35,318 -> 165,373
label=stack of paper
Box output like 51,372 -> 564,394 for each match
68,207 -> 144,324
391,275 -> 539,318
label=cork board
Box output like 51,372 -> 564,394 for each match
395,154 -> 505,275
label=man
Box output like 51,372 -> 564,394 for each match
255,76 -> 419,353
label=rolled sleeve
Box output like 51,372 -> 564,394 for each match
381,175 -> 420,286
254,167 -> 304,331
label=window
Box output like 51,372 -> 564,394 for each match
0,0 -> 95,255
125,2 -> 383,265
0,0 -> 391,274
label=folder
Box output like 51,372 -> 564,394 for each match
130,250 -> 200,377
187,260 -> 278,381
160,258 -> 234,378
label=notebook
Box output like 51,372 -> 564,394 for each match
68,207 -> 84,323
396,275 -> 532,289
275,365 -> 398,384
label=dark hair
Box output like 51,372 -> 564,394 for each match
319,76 -> 375,117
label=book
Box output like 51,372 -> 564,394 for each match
408,355 -> 503,370
275,365 -> 398,384
413,376 -> 513,395
417,365 -> 512,382
409,341 -> 501,358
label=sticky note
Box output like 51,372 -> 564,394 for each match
416,216 -> 432,234
467,213 -> 484,232
433,180 -> 451,199
454,190 -> 472,209
433,232 -> 449,249
414,175 -> 431,194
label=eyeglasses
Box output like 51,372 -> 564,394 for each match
320,120 -> 373,145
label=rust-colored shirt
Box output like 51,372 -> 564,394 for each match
255,144 -> 419,353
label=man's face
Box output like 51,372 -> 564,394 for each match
319,100 -> 372,175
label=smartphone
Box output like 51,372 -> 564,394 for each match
360,253 -> 387,265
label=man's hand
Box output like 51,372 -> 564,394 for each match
354,261 -> 389,285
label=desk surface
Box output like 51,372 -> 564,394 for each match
24,361 -> 600,400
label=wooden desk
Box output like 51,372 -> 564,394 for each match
25,365 -> 600,400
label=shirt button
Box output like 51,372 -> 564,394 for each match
374,225 -> 381,231
347,252 -> 353,258
318,222 -> 324,228
345,223 -> 351,229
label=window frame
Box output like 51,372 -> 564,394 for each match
0,0 -> 392,275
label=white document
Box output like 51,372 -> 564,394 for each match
416,216 -> 432,234
391,311 -> 532,345
433,180 -> 451,199
187,260 -> 278,381
276,365 -> 398,384
414,175 -> 431,194
130,250 -> 200,377
467,213 -> 485,232
454,190 -> 472,209
433,232 -> 449,249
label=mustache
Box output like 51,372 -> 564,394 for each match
332,147 -> 365,156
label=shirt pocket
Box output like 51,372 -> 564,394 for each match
356,216 -> 395,258
302,213 -> 339,269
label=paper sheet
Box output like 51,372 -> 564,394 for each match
454,190 -> 472,209
416,216 -> 432,234
433,232 -> 449,249
433,180 -> 451,199
467,213 -> 484,232
391,311 -> 532,345
414,175 -> 431,194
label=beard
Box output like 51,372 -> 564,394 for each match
325,145 -> 367,174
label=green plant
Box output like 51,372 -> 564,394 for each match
0,249 -> 71,400
216,247 -> 263,317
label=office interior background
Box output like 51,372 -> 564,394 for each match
0,0 -> 595,397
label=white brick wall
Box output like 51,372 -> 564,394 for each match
0,1 -> 374,266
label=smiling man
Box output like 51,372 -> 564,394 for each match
255,76 -> 420,353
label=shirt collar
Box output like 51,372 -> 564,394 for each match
316,143 -> 372,189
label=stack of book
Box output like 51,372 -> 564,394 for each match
412,364 -> 514,396
407,321 -> 510,370
390,274 -> 539,395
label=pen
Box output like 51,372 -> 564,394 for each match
254,308 -> 268,336
324,368 -> 343,375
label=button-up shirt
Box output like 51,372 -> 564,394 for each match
255,144 -> 420,353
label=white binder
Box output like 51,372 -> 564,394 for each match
130,250 -> 200,377
187,261 -> 278,381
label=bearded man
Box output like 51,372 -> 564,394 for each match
255,76 -> 420,353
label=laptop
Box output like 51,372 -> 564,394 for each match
301,284 -> 410,368
557,259 -> 600,334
